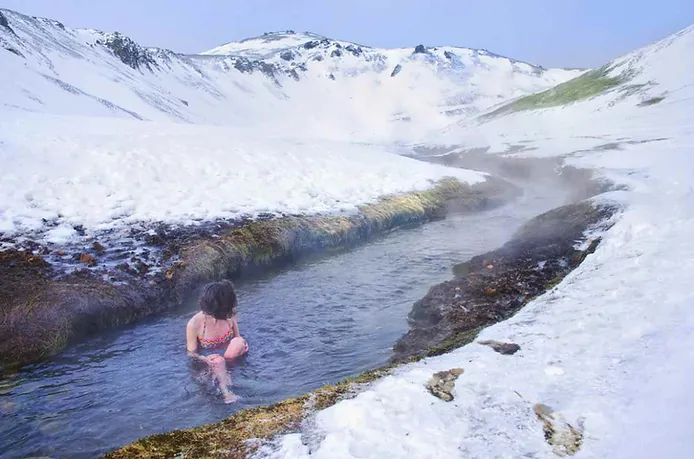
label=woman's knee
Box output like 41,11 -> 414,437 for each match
224,337 -> 248,359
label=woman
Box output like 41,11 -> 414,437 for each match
186,279 -> 249,403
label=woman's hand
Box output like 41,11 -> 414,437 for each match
238,337 -> 249,354
205,354 -> 226,366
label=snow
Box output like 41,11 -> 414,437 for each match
3,5 -> 694,458
256,24 -> 694,459
0,112 -> 485,243
202,31 -> 333,58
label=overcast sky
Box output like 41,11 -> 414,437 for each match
2,0 -> 693,68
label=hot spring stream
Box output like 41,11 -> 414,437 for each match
0,179 -> 571,459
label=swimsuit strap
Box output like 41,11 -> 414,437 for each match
199,316 -> 233,338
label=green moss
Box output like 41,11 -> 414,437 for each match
486,65 -> 627,117
452,260 -> 472,277
176,178 -> 474,291
422,328 -> 483,358
106,364 -> 397,458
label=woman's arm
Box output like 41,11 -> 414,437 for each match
231,316 -> 241,338
231,316 -> 248,354
186,317 -> 209,362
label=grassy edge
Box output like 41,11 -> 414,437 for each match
104,365 -> 397,459
483,65 -> 629,118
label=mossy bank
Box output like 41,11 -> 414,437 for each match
392,200 -> 617,360
0,176 -> 516,369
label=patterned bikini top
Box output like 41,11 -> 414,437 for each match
198,317 -> 234,350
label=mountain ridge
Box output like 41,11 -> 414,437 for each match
0,6 -> 582,143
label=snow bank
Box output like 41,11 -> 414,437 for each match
0,112 -> 484,244
262,116 -> 694,459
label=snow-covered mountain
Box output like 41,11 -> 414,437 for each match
0,8 -> 581,143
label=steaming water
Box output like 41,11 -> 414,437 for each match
0,182 -> 570,459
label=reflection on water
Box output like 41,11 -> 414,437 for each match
0,185 -> 567,459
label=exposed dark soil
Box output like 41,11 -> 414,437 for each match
392,201 -> 618,361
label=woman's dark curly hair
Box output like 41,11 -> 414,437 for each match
199,280 -> 238,319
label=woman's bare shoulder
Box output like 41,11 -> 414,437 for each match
187,312 -> 204,329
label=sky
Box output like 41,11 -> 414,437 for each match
1,0 -> 693,68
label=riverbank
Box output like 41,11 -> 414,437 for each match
0,176 -> 515,369
106,198 -> 617,459
392,200 -> 617,361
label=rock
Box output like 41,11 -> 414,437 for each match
478,340 -> 521,355
444,50 -> 455,60
425,368 -> 464,401
344,44 -> 362,56
130,257 -> 150,275
145,232 -> 166,246
96,32 -> 157,71
78,253 -> 97,267
533,403 -> 584,456
3,45 -> 23,57
0,11 -> 10,30
390,64 -> 403,77
92,241 -> 106,253
116,262 -> 137,276
287,69 -> 300,81
331,49 -> 342,58
413,44 -> 427,54
280,50 -> 294,61
303,40 -> 329,50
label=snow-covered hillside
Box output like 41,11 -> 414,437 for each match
434,24 -> 694,155
0,6 -> 581,247
0,8 -> 581,143
0,112 -> 485,245
259,25 -> 694,459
